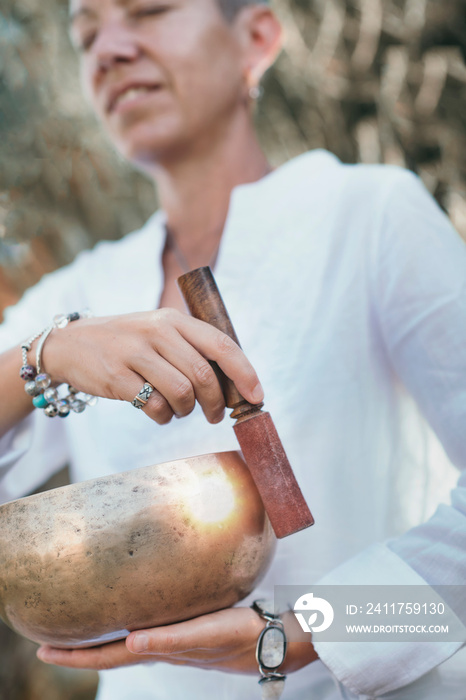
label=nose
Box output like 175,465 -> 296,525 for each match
92,22 -> 140,73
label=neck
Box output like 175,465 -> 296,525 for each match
142,116 -> 270,264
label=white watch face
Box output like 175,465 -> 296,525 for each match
257,624 -> 286,671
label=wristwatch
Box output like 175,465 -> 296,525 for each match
251,600 -> 287,699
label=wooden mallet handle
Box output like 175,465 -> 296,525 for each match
177,266 -> 255,415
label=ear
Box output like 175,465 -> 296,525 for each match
233,6 -> 283,89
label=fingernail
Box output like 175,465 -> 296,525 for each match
130,633 -> 148,653
251,383 -> 264,403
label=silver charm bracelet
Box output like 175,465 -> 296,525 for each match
20,310 -> 98,418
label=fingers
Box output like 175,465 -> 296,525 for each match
37,640 -> 136,670
129,380 -> 174,425
142,326 -> 226,424
46,308 -> 264,428
132,311 -> 263,425
126,607 -> 262,657
127,354 -> 193,424
104,363 -> 175,425
128,348 -> 223,424
165,313 -> 264,406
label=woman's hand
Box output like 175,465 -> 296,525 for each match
42,308 -> 264,425
36,607 -> 318,674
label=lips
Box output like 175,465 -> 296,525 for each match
106,83 -> 162,114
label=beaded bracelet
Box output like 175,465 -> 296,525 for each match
20,311 -> 98,418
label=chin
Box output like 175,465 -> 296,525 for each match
111,119 -> 191,169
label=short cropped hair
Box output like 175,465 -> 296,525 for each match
218,0 -> 269,21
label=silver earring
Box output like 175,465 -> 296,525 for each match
248,85 -> 263,100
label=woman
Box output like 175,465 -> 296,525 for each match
1,0 -> 465,698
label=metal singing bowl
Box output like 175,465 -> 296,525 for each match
0,451 -> 276,648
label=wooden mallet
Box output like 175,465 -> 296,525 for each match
178,266 -> 314,539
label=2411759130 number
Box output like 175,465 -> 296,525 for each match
364,602 -> 445,615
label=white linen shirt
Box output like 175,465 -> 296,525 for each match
0,150 -> 465,699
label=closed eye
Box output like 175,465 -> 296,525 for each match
132,4 -> 172,19
69,3 -> 173,52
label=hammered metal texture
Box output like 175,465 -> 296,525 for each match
0,451 -> 276,648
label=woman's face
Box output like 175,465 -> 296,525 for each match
69,0 -> 248,165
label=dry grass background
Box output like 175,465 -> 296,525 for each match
0,0 -> 465,698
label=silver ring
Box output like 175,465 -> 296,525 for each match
131,382 -> 155,409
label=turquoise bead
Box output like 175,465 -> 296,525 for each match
33,394 -> 49,409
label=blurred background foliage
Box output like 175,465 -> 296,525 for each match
0,0 -> 465,698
